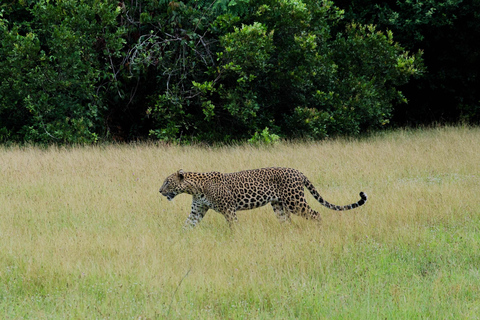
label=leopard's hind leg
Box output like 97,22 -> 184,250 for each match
271,200 -> 291,223
281,183 -> 322,222
295,195 -> 322,222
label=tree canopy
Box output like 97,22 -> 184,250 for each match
4,0 -> 474,144
337,0 -> 480,125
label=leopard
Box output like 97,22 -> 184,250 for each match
159,167 -> 367,227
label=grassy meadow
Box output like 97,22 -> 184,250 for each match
1,126 -> 480,319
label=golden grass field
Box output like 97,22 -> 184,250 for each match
1,126 -> 479,318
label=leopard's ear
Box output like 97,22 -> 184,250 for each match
177,169 -> 185,181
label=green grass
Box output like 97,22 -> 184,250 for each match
1,126 -> 480,319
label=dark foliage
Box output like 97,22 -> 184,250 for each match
337,0 -> 480,125
0,0 -> 428,143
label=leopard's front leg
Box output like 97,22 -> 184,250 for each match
184,198 -> 209,228
223,208 -> 238,227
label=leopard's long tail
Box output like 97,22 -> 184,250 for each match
303,176 -> 367,211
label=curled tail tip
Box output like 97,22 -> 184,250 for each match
357,191 -> 367,207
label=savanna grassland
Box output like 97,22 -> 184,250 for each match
1,126 -> 479,319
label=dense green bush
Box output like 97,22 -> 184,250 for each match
142,0 -> 422,141
0,0 -> 423,143
0,0 -> 124,143
337,0 -> 480,124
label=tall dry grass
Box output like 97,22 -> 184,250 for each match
0,126 -> 479,318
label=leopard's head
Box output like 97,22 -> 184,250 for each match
159,169 -> 186,201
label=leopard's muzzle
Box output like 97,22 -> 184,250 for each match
160,190 -> 177,201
